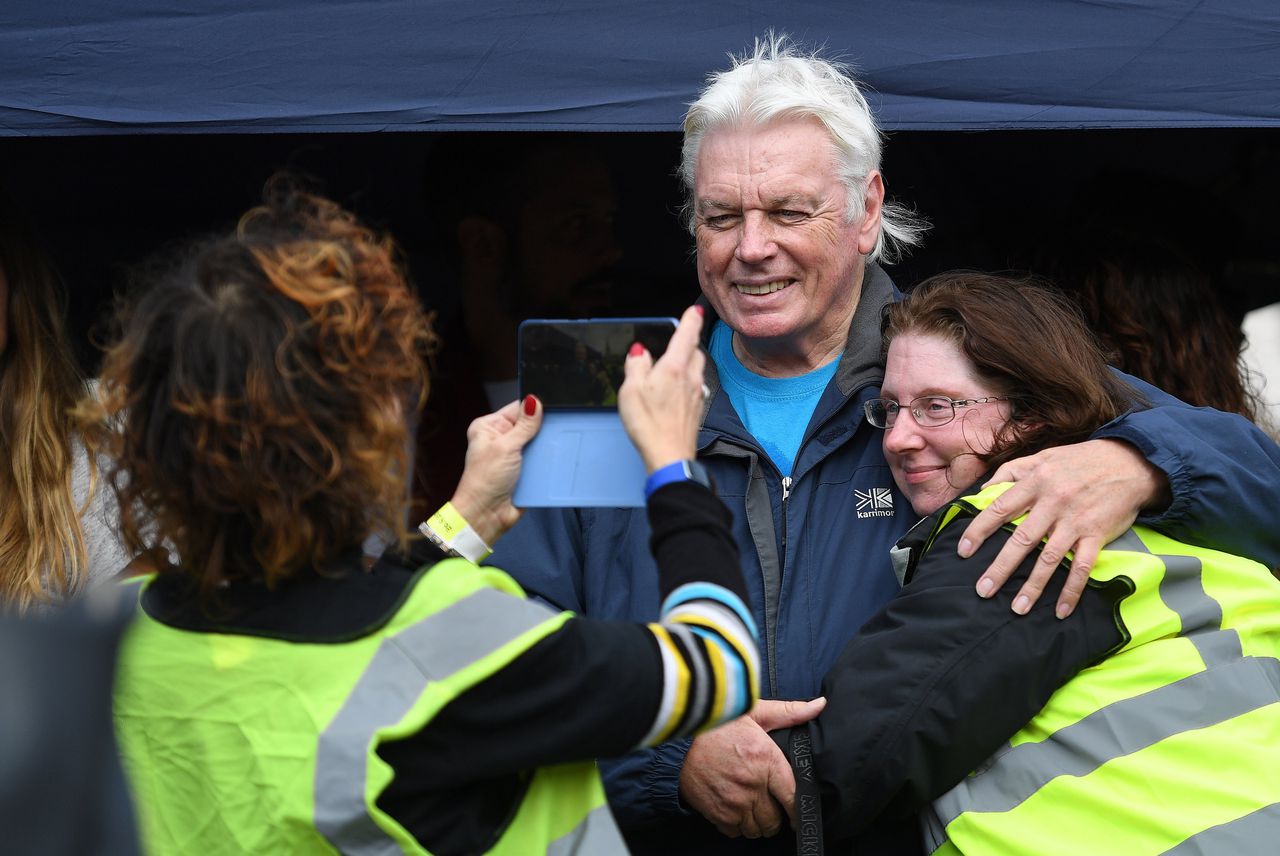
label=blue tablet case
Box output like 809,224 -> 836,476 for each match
513,411 -> 646,507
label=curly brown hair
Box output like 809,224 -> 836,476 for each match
883,272 -> 1140,474
84,181 -> 435,595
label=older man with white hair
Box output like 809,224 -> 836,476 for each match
489,35 -> 1280,855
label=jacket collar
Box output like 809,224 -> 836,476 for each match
696,260 -> 899,430
140,539 -> 449,643
697,261 -> 897,393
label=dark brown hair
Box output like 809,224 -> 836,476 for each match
84,180 -> 435,595
883,272 -> 1138,473
1064,238 -> 1258,421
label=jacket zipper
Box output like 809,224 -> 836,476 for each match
781,476 -> 792,558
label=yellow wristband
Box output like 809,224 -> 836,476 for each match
420,502 -> 492,563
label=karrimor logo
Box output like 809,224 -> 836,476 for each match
855,487 -> 895,519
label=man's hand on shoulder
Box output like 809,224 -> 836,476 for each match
958,438 -> 1171,619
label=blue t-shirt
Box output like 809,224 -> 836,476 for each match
709,321 -> 839,477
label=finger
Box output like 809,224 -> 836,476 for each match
748,696 -> 827,731
507,394 -> 542,447
465,398 -> 521,441
742,797 -> 784,840
660,305 -> 705,369
622,340 -> 654,382
1055,535 -> 1100,619
767,752 -> 798,827
961,479 -> 1033,566
1006,519 -> 1067,615
982,457 -> 1029,489
974,500 -> 1047,601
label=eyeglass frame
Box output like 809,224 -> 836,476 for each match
863,395 -> 1010,429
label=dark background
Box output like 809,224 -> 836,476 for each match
2,128 -> 1277,371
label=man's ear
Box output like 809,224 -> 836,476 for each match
457,217 -> 507,264
856,171 -> 885,256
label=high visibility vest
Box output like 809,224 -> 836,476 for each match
922,483 -> 1280,856
114,559 -> 628,855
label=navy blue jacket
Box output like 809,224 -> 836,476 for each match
488,263 -> 1280,855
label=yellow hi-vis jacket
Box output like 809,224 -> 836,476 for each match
925,483 -> 1280,855
114,558 -> 627,855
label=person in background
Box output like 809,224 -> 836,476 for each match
772,272 -> 1280,854
0,200 -> 130,613
488,34 -> 1280,854
412,133 -> 624,514
95,182 -> 765,855
1050,230 -> 1261,421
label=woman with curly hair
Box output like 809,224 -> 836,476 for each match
101,182 -> 765,855
0,203 -> 130,613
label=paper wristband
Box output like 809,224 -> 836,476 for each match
420,502 -> 493,563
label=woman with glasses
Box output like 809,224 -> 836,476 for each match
773,272 -> 1280,855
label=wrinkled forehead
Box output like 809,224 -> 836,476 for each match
694,117 -> 843,200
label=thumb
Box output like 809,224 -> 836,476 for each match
509,394 -> 543,448
749,697 -> 827,731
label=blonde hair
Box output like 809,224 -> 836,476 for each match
0,216 -> 97,612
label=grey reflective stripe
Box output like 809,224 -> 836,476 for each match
1160,802 -> 1280,855
920,805 -> 948,853
933,656 -> 1280,827
1103,529 -> 1150,554
1103,529 -> 1242,666
1157,553 -> 1243,667
547,804 -> 629,855
314,587 -> 559,854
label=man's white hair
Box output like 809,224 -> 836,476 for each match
680,32 -> 927,263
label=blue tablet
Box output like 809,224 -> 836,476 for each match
513,318 -> 677,508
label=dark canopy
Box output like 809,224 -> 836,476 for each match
4,0 -> 1279,135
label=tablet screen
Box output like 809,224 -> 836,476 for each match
519,318 -> 677,409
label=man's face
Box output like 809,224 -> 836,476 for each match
693,117 -> 882,370
513,151 -> 622,318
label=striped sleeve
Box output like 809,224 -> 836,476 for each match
637,580 -> 761,746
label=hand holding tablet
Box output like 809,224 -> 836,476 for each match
513,311 -> 702,507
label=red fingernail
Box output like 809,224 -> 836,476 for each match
523,395 -> 537,416
628,342 -> 645,357
693,305 -> 705,317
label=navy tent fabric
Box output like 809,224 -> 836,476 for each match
3,0 -> 1279,135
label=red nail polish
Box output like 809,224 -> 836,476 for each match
628,342 -> 645,357
693,305 -> 705,317
523,395 -> 537,416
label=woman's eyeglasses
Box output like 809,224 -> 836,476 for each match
863,395 -> 1009,429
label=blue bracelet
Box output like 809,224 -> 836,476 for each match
645,460 -> 712,499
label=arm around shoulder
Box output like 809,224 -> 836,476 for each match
811,517 -> 1124,840
1096,370 -> 1280,568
